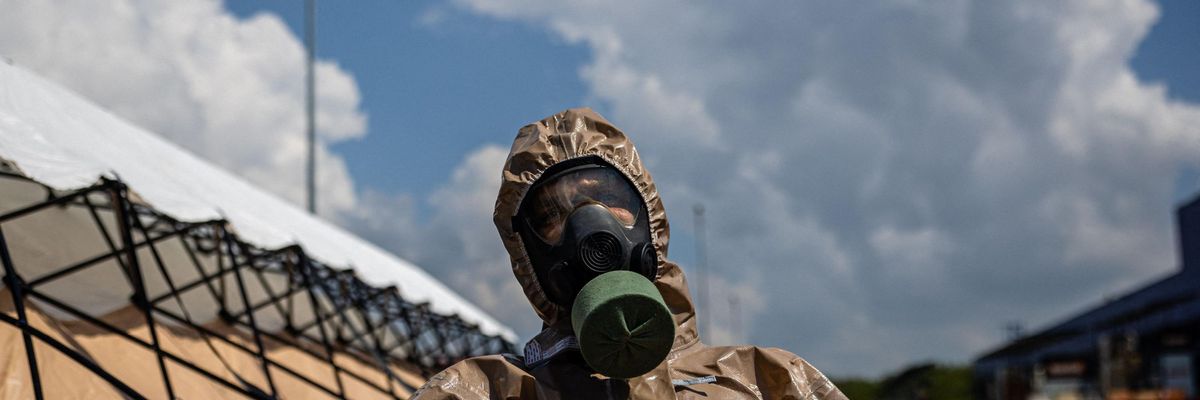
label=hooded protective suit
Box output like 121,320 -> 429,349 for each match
413,108 -> 847,400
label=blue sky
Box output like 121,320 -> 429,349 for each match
4,0 -> 1199,378
235,0 -> 1200,375
228,0 -> 1200,211
227,0 -> 593,203
1129,0 -> 1200,201
229,0 -> 1200,258
222,0 -> 710,300
1132,0 -> 1200,102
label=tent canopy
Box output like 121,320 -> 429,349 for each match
0,60 -> 514,342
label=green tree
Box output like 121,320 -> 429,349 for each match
834,378 -> 881,399
833,363 -> 972,400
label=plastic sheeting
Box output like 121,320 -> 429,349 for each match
0,61 -> 513,341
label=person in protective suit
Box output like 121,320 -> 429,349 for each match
413,108 -> 847,399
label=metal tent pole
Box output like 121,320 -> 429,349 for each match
109,182 -> 177,399
0,226 -> 44,400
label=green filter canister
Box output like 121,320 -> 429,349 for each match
570,270 -> 676,379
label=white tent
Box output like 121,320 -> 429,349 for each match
0,61 -> 512,399
0,61 -> 512,341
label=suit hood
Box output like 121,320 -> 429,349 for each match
494,108 -> 699,350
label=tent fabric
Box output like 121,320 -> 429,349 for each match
1,289 -> 414,399
1,290 -> 125,399
0,171 -> 458,397
0,61 -> 513,341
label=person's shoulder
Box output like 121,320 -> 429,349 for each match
682,343 -> 806,365
424,353 -> 528,381
412,354 -> 530,399
454,353 -> 528,371
679,345 -> 847,400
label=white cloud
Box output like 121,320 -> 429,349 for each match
449,0 -> 1200,377
8,0 -> 1200,380
342,145 -> 543,339
0,0 -> 366,216
869,226 -> 952,274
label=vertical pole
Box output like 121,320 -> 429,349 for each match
216,230 -> 229,314
305,0 -> 317,215
110,183 -> 176,399
0,226 -> 44,400
728,294 -> 739,343
284,269 -> 297,331
693,204 -> 710,342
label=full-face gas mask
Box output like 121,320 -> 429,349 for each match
515,157 -> 674,378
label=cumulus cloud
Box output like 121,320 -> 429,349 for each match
342,145 -> 543,338
7,0 -> 1200,380
446,0 -> 1200,376
0,0 -> 366,216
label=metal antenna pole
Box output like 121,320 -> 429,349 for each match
693,204 -> 710,342
728,294 -> 739,343
305,0 -> 317,214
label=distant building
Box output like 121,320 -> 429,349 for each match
974,196 -> 1200,400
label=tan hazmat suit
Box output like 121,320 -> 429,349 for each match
413,108 -> 847,400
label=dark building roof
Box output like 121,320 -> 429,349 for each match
975,195 -> 1200,368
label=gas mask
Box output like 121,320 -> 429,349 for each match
515,159 -> 675,378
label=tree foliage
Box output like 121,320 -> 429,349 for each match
833,363 -> 972,400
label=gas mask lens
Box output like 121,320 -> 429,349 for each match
524,167 -> 642,243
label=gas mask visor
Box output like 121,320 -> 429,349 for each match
522,165 -> 643,245
517,162 -> 674,379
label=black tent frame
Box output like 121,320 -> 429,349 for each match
0,173 -> 515,399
